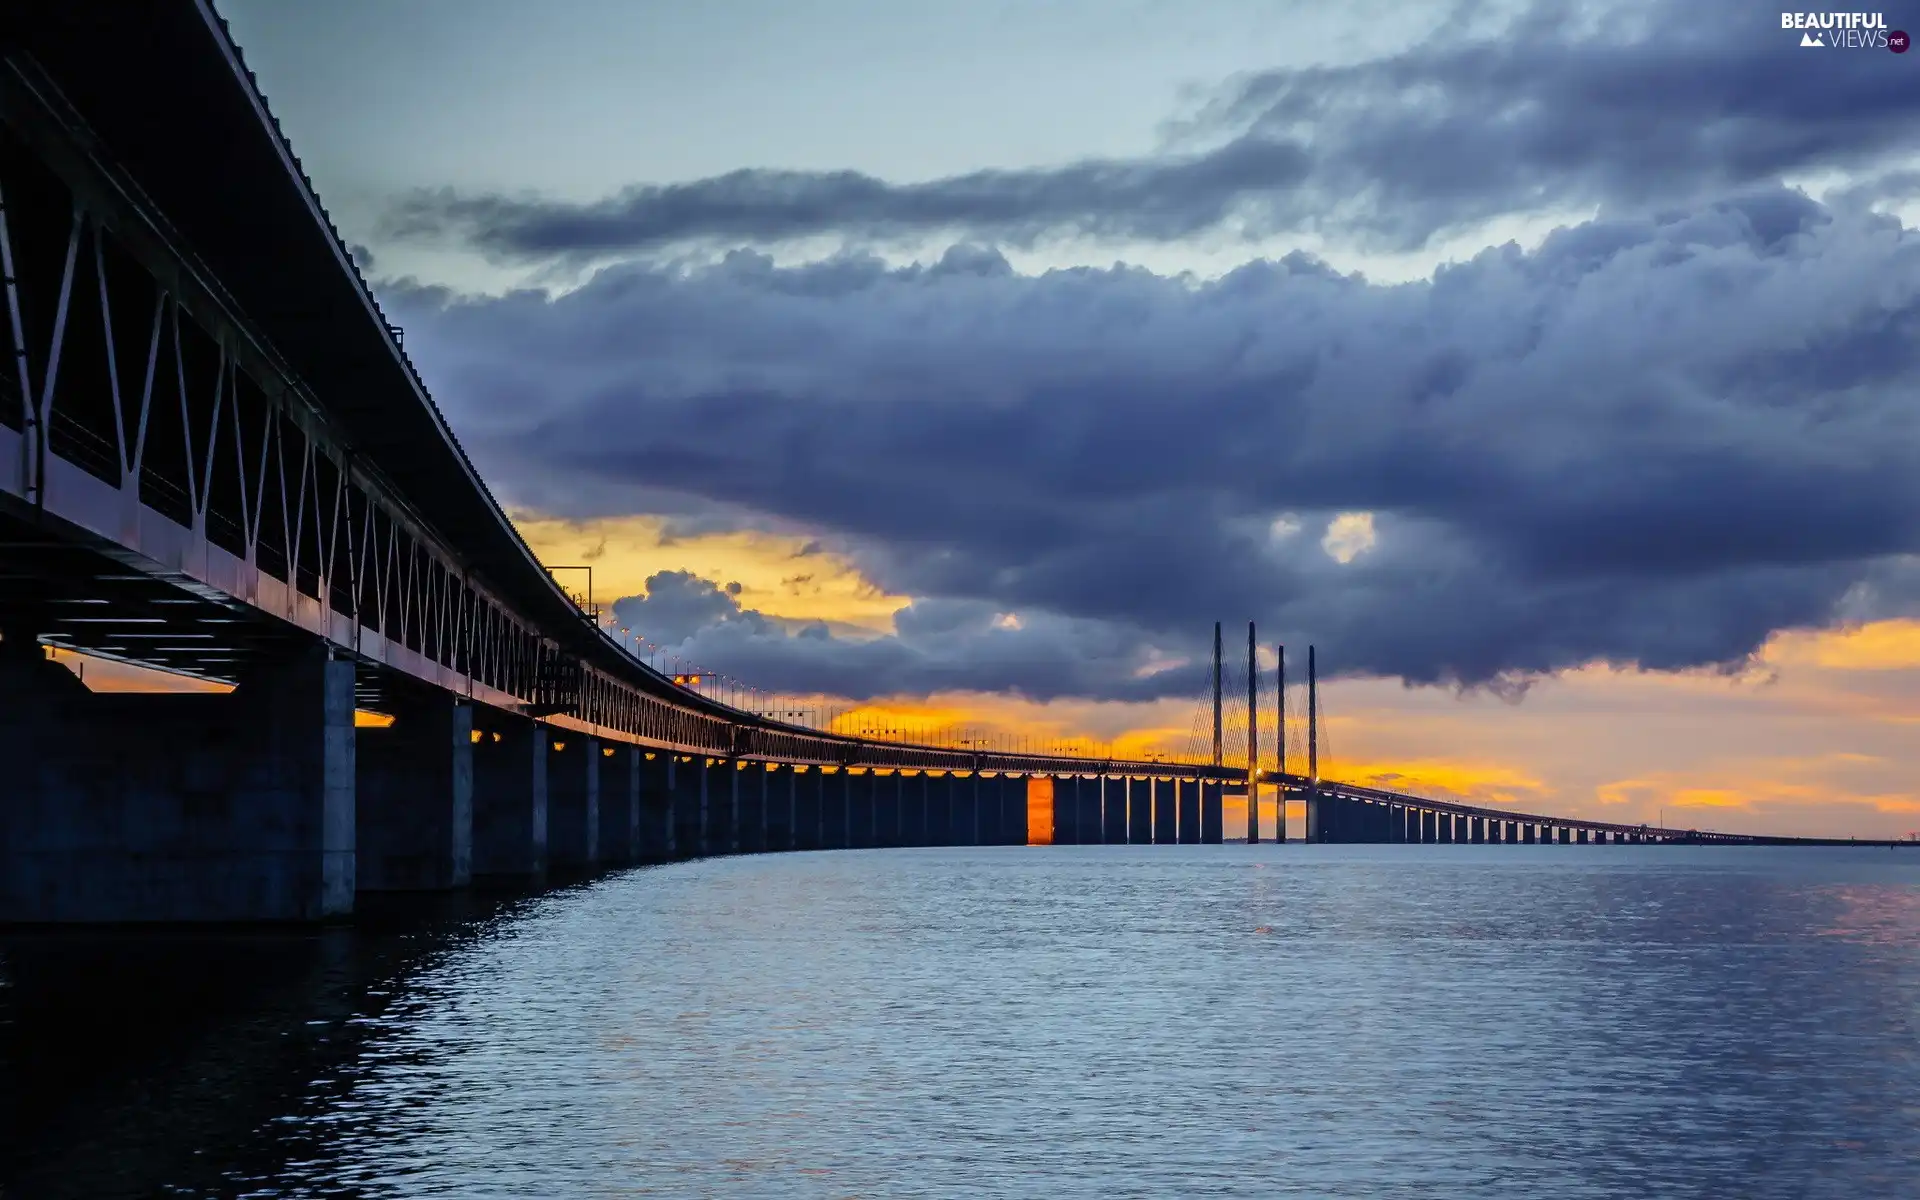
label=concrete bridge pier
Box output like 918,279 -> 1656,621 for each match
546,735 -> 600,870
590,744 -> 639,866
0,645 -> 355,922
763,765 -> 794,851
848,771 -> 876,849
635,753 -> 674,861
1105,778 -> 1130,844
897,772 -> 923,846
1201,780 -> 1225,844
737,762 -> 767,853
960,771 -> 980,845
1125,778 -> 1150,843
1177,780 -> 1201,845
1053,776 -> 1080,845
793,766 -> 822,850
819,768 -> 849,849
1151,779 -> 1176,844
356,695 -> 473,891
1071,776 -> 1096,845
473,712 -> 548,878
948,773 -> 979,845
702,759 -> 738,854
923,773 -> 950,846
670,756 -> 706,858
989,775 -> 1017,845
878,772 -> 903,847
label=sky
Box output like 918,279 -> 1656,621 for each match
195,0 -> 1920,838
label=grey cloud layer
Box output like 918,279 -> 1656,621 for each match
385,188 -> 1920,698
381,0 -> 1920,261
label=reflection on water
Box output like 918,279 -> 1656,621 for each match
4,847 -> 1920,1197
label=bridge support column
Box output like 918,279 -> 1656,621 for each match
948,773 -> 977,845
635,753 -> 673,861
1021,771 -> 1036,848
1577,828 -> 1590,845
1117,778 -> 1143,843
917,771 -> 940,848
546,735 -> 599,869
1075,775 -> 1105,840
670,757 -> 706,858
992,775 -> 1017,845
356,695 -> 473,891
588,744 -> 636,866
1201,780 -> 1225,844
817,769 -> 847,848
1104,777 -> 1129,844
897,772 -> 922,846
700,759 -> 735,854
738,762 -> 766,853
1053,776 -> 1079,845
0,648 -> 356,922
845,771 -> 873,849
763,765 -> 793,851
793,767 -> 821,850
1152,778 -> 1176,844
1469,816 -> 1484,845
473,712 -> 547,877
1177,779 -> 1201,845
877,772 -> 900,847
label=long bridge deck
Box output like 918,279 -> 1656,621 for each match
0,4 -> 1898,925
1275,774 -> 1916,848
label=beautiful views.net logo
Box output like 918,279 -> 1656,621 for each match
1781,11 -> 1909,50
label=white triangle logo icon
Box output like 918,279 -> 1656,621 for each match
1800,31 -> 1824,46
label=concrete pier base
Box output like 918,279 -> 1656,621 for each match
1003,775 -> 1029,845
848,772 -> 875,849
794,767 -> 822,850
820,770 -> 848,848
547,735 -> 600,869
1151,779 -> 1176,844
356,696 -> 473,891
671,757 -> 706,858
951,774 -> 979,845
1127,778 -> 1152,844
1103,777 -> 1128,844
1201,781 -> 1224,844
0,648 -> 355,922
1053,776 -> 1080,845
709,759 -> 740,855
1177,780 -> 1201,845
636,753 -> 674,861
763,765 -> 794,851
473,713 -> 547,877
595,744 -> 640,865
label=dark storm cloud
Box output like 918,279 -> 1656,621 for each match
381,0 -> 1920,261
610,574 -> 1193,703
384,189 -> 1920,698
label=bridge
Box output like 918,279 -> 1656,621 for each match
0,6 -> 1897,924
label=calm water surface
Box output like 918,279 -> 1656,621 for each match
4,845 -> 1919,1197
